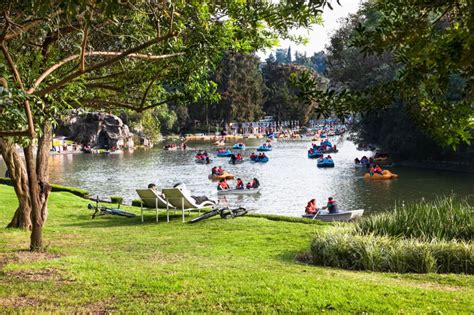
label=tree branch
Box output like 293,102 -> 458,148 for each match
3,10 -> 63,41
0,44 -> 35,138
29,50 -> 184,94
32,31 -> 179,96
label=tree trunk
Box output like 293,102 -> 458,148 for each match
24,122 -> 52,251
0,139 -> 32,229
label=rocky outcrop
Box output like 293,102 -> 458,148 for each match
55,111 -> 133,149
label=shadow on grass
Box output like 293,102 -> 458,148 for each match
62,213 -> 195,228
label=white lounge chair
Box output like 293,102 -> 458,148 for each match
136,189 -> 176,223
161,188 -> 217,222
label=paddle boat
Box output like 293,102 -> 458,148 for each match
217,187 -> 261,195
308,150 -> 323,159
317,157 -> 334,168
302,209 -> 364,222
208,171 -> 235,181
195,158 -> 212,164
216,149 -> 232,157
364,170 -> 398,180
228,155 -> 245,164
233,143 -> 246,150
257,144 -> 272,152
251,155 -> 269,163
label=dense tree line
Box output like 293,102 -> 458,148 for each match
325,1 -> 473,163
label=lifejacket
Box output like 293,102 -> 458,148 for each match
305,201 -> 317,214
218,181 -> 229,190
246,183 -> 252,189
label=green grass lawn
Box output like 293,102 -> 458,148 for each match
0,184 -> 473,313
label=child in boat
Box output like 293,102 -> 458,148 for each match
236,178 -> 244,190
305,199 -> 318,215
217,179 -> 230,191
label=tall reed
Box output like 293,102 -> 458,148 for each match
356,197 -> 473,241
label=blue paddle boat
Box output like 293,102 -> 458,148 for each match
216,149 -> 232,157
251,156 -> 269,163
257,145 -> 272,152
308,150 -> 323,159
317,158 -> 335,168
233,143 -> 245,150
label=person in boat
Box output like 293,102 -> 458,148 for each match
326,155 -> 332,160
217,166 -> 224,175
251,178 -> 260,188
354,157 -> 361,164
236,178 -> 244,190
230,154 -> 237,164
323,197 -> 338,214
250,152 -> 257,160
205,156 -> 210,164
369,157 -> 374,165
236,153 -> 243,160
373,164 -> 383,175
305,199 -> 318,215
309,148 -> 314,154
211,166 -> 217,175
217,179 -> 230,191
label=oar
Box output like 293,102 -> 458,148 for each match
312,208 -> 321,220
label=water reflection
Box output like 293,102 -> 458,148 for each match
0,137 -> 473,216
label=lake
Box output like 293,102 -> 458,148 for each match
1,136 -> 473,216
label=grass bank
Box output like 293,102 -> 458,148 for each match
0,185 -> 473,313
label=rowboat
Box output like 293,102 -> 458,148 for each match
217,188 -> 261,195
302,209 -> 364,222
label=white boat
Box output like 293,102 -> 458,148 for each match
302,209 -> 364,222
217,188 -> 261,195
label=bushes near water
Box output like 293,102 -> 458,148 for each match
309,197 -> 473,274
356,197 -> 473,241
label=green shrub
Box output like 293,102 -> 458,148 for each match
0,177 -> 89,198
356,197 -> 473,241
132,199 -> 142,207
310,231 -> 472,274
110,196 -> 124,204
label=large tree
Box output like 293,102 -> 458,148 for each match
213,52 -> 266,124
0,0 -> 334,250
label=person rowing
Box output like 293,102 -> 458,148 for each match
322,197 -> 338,214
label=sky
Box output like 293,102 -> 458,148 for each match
257,0 -> 363,59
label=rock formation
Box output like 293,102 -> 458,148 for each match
55,111 -> 133,149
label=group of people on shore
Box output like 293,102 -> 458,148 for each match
218,178 -> 260,191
